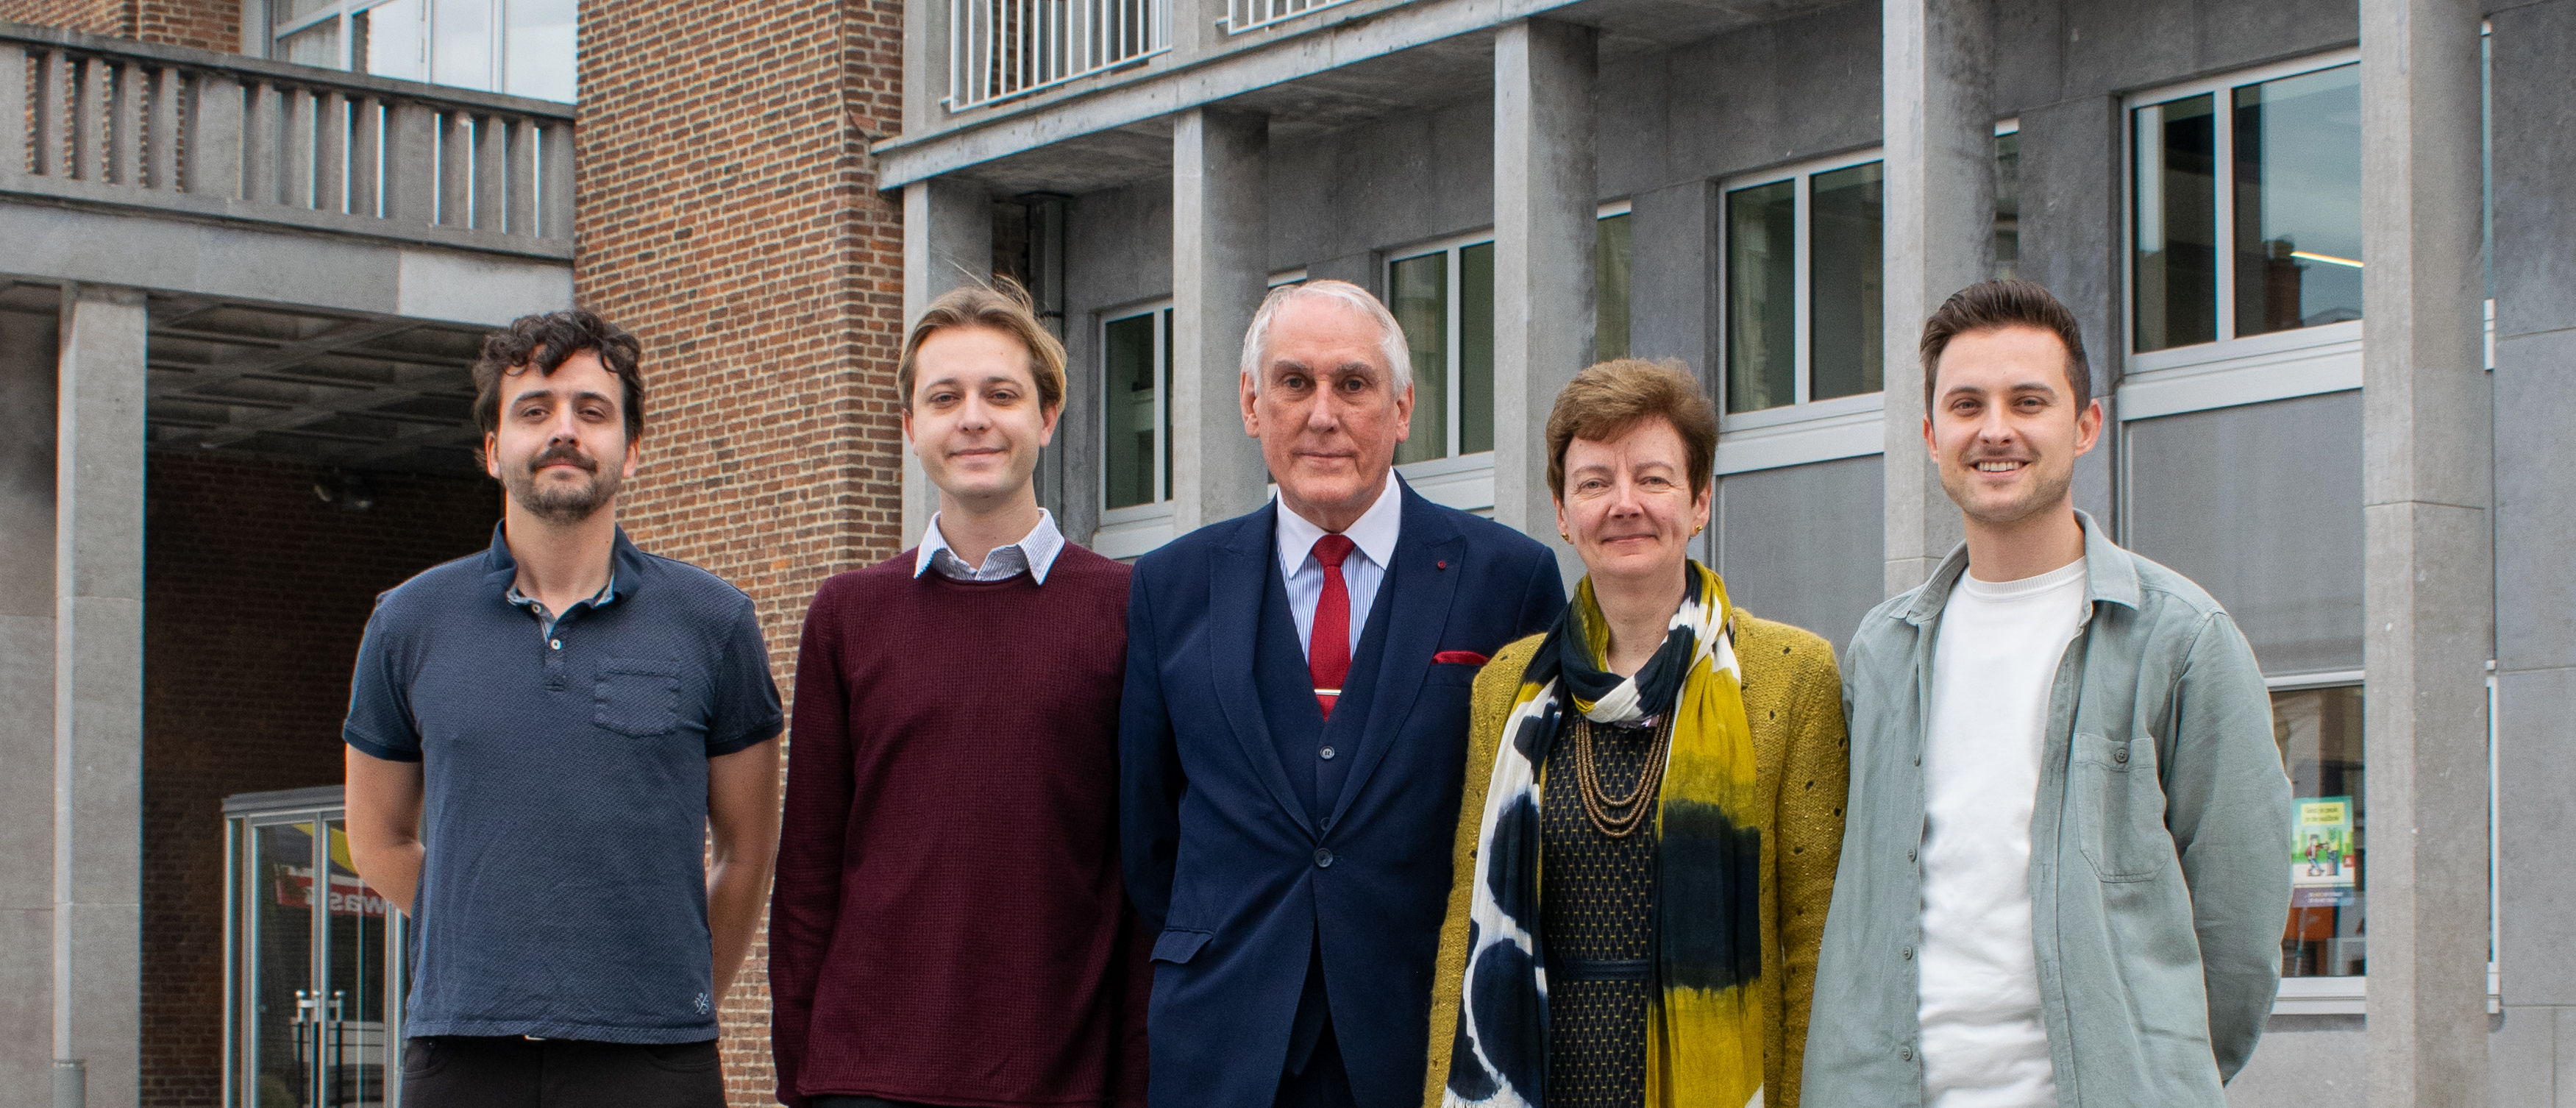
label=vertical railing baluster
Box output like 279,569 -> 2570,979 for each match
74,54 -> 105,180
147,65 -> 179,190
243,79 -> 280,204
505,116 -> 536,235
0,43 -> 26,180
109,60 -> 139,185
316,89 -> 347,213
383,99 -> 436,224
438,109 -> 471,227
473,113 -> 505,232
349,96 -> 383,219
539,120 -> 573,240
35,49 -> 67,177
189,71 -> 241,198
282,83 -> 315,207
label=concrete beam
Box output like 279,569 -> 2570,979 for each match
53,284 -> 143,1108
1878,0 -> 1991,596
1491,18 -> 1595,581
2358,0 -> 2492,1104
900,177 -> 996,549
1169,107 -> 1271,533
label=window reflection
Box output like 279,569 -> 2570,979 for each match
2133,93 -> 2219,352
1390,251 -> 1450,464
1995,130 -> 2021,281
1459,242 -> 1495,455
1594,213 -> 1632,363
2233,65 -> 2363,335
2274,684 -> 2366,979
1809,160 -> 1884,400
1101,311 -> 1160,510
1724,179 -> 1796,414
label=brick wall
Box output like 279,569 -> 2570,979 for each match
0,0 -> 239,52
141,451 -> 497,1107
572,1 -> 909,1103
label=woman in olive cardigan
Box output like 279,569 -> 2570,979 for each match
1421,360 -> 1849,1108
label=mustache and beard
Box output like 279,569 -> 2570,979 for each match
504,440 -> 624,524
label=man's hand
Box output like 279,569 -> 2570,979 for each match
708,737 -> 784,1004
344,746 -> 427,915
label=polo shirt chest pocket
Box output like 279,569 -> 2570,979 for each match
594,659 -> 684,737
2071,731 -> 2174,882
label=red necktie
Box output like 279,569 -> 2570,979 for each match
1309,534 -> 1356,719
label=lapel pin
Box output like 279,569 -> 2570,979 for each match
1436,559 -> 1448,570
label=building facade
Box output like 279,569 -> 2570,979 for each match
0,0 -> 2566,1107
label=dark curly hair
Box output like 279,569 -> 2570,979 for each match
470,309 -> 646,444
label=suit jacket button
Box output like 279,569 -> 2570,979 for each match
1314,848 -> 1334,868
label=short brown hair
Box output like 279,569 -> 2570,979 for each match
472,308 -> 645,443
898,280 -> 1068,413
1545,358 -> 1720,500
1919,279 -> 2092,411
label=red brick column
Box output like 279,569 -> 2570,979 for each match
574,2 -> 908,1104
0,0 -> 240,53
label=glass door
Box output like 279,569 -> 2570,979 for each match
230,796 -> 407,1108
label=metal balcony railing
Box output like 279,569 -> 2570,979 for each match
948,0 -> 1168,112
1223,0 -> 1356,34
0,23 -> 572,258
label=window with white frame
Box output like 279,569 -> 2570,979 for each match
1387,232 -> 1496,467
1719,152 -> 1885,420
1099,303 -> 1173,513
2130,52 -> 2360,361
263,0 -> 578,103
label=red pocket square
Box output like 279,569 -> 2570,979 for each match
1432,650 -> 1490,666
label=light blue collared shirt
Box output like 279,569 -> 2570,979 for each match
1274,477 -> 1401,661
915,508 -> 1067,584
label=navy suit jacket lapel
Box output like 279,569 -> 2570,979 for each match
1211,503 -> 1304,823
1325,484 -> 1465,831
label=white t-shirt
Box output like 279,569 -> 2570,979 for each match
1917,558 -> 2088,1108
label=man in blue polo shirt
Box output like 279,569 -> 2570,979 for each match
341,309 -> 784,1108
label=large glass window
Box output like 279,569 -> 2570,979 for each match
2132,59 -> 2360,353
1387,235 -> 1495,464
1721,155 -> 1884,416
2274,683 -> 2366,979
1100,305 -> 1172,511
273,0 -> 578,103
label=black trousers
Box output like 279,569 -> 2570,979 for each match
399,1035 -> 725,1108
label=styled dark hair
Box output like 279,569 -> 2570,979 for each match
471,309 -> 646,443
1919,279 -> 2091,411
1545,358 -> 1721,500
898,279 -> 1069,413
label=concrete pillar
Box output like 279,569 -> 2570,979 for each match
901,177 -> 994,549
1169,107 -> 1270,533
1877,0 -> 1991,595
53,284 -> 145,1108
2011,96 -> 2121,528
2357,1 -> 2492,1105
1492,18 -> 1596,582
0,292 -> 60,1101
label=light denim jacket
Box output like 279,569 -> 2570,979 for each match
1802,513 -> 2292,1107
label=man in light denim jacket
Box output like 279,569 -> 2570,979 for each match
1805,280 -> 2291,1108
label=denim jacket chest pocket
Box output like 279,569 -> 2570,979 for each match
2070,730 -> 2175,881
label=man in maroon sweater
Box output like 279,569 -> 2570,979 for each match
770,285 -> 1148,1108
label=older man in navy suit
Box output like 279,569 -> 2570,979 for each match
1120,280 -> 1563,1108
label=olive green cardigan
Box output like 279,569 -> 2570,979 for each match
1420,613 -> 1850,1108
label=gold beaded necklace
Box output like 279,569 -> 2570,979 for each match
1568,711 -> 1674,838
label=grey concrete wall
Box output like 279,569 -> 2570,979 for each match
0,294 -> 57,1103
1715,457 -> 1885,652
1063,179 -> 1176,542
2486,1 -> 2576,1104
1270,98 -> 1495,288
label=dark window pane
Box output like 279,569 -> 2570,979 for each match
1161,310 -> 1173,499
1460,242 -> 1495,455
2274,685 -> 2366,978
1102,313 -> 1157,509
2234,64 -> 2363,336
1810,160 -> 1885,399
1996,131 -> 2021,281
1595,213 -> 1632,362
2133,93 -> 2218,352
1725,180 -> 1796,413
1391,252 -> 1449,463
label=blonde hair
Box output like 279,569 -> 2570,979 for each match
1545,358 -> 1720,499
898,279 -> 1069,413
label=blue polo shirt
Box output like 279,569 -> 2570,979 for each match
344,525 -> 782,1043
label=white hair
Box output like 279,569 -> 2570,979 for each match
1237,279 -> 1414,395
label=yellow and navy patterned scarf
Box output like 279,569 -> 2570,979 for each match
1439,561 -> 1764,1108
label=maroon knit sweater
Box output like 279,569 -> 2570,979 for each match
769,545 -> 1149,1108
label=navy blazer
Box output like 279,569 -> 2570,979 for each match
1120,481 -> 1564,1108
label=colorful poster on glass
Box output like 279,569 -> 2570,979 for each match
2291,796 -> 2357,890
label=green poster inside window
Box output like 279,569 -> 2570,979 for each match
2291,795 -> 2357,906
